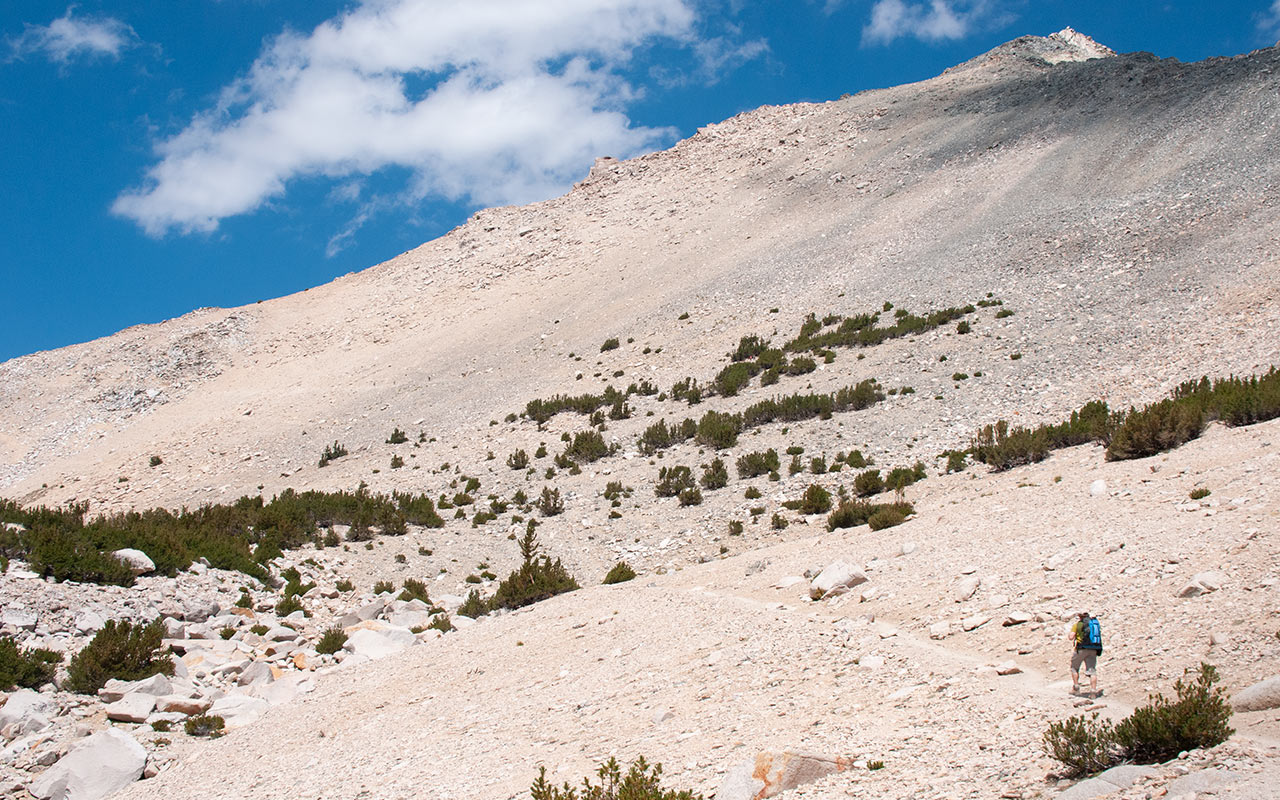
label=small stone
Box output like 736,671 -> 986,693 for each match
996,661 -> 1022,675
1089,479 -> 1107,497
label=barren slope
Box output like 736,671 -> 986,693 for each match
2,33 -> 1278,514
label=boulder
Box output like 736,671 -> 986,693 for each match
105,693 -> 155,724
995,661 -> 1022,676
28,728 -> 146,800
73,611 -> 105,635
208,693 -> 270,728
130,674 -> 173,697
110,549 -> 155,575
162,617 -> 186,639
954,575 -> 981,602
154,695 -> 210,715
928,621 -> 952,640
0,689 -> 53,734
387,610 -> 434,629
1165,768 -> 1237,796
1057,776 -> 1122,800
961,614 -> 991,631
343,628 -> 416,660
1178,571 -> 1226,598
808,562 -> 868,600
237,661 -> 276,688
1094,765 -> 1157,789
182,599 -> 220,623
1,608 -> 37,631
715,751 -> 852,800
1232,675 -> 1280,712
1002,611 -> 1033,626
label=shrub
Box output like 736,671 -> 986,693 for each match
736,449 -> 779,479
315,626 -> 348,655
600,338 -> 620,352
318,441 -> 348,467
276,595 -> 305,617
854,469 -> 884,497
507,450 -> 530,470
603,561 -> 637,584
1111,663 -> 1234,763
868,507 -> 908,530
1189,488 -> 1211,500
1106,399 -> 1203,461
1043,663 -> 1234,777
713,362 -> 757,397
219,626 -> 236,640
530,756 -> 702,800
731,334 -> 769,362
945,450 -> 968,473
700,458 -> 729,490
885,463 -> 926,493
399,578 -> 430,604
563,430 -> 612,464
335,578 -> 354,592
250,624 -> 268,636
149,455 -> 163,467
677,487 -> 703,506
655,466 -> 696,498
771,513 -> 788,530
427,615 -> 453,633
695,411 -> 741,449
828,501 -> 914,531
845,449 -> 868,468
956,321 -> 971,334
744,486 -> 762,500
458,589 -> 488,618
490,529 -> 579,611
798,484 -> 832,515
0,636 -> 62,690
1042,713 -> 1117,778
66,619 -> 174,694
372,580 -> 394,594
537,487 -> 564,517
389,455 -> 404,469
386,428 -> 408,444
638,418 -> 696,455
727,520 -> 744,535
184,714 -> 225,738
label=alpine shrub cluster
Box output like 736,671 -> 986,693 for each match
827,500 -> 914,531
784,306 -> 972,353
65,619 -> 174,694
0,488 -> 442,586
1044,663 -> 1234,777
0,635 -> 62,690
531,757 -> 702,800
972,370 -> 1280,471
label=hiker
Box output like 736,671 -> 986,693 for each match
1070,611 -> 1103,696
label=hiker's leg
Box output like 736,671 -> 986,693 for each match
1070,650 -> 1084,690
1085,653 -> 1098,693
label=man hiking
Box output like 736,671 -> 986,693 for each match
1070,611 -> 1103,696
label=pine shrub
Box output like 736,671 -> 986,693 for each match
538,487 -> 564,517
458,589 -> 488,618
184,714 -> 225,738
854,469 -> 884,497
531,756 -> 702,800
399,578 -> 431,604
66,619 -> 174,694
315,626 -> 347,655
798,484 -> 832,514
603,561 -> 637,584
318,441 -> 348,467
736,449 -> 779,479
655,466 -> 696,498
699,458 -> 729,490
0,636 -> 62,690
507,450 -> 530,470
677,487 -> 703,506
386,428 -> 408,444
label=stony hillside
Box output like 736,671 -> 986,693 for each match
1,28 -> 1279,800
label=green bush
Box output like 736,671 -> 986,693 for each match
868,507 -> 908,530
798,484 -> 832,514
538,487 -> 564,517
1106,399 -> 1203,461
184,714 -> 225,738
276,595 -> 305,617
0,635 -> 62,690
563,430 -> 612,464
458,589 -> 488,618
373,580 -> 394,594
335,579 -> 355,592
695,411 -> 741,449
386,428 -> 408,444
736,449 -> 779,479
318,440 -> 348,467
1189,488 -> 1211,500
507,449 -> 530,470
603,561 -> 636,584
399,578 -> 431,604
713,362 -> 757,397
771,513 -> 788,530
727,520 -> 744,535
315,626 -> 348,655
945,450 -> 967,473
700,458 -> 728,490
427,615 -> 454,633
66,619 -> 174,694
1044,663 -> 1234,778
677,487 -> 703,506
854,469 -> 883,497
490,529 -> 579,611
655,466 -> 696,498
828,501 -> 914,531
531,756 -> 702,800
600,338 -> 620,353
637,418 -> 696,455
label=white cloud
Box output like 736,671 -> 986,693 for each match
863,0 -> 983,45
113,0 -> 723,236
8,6 -> 137,63
1262,0 -> 1280,40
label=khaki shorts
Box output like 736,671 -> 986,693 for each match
1071,648 -> 1098,675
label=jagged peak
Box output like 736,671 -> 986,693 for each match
945,27 -> 1115,76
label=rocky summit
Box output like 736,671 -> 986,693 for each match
2,29 -> 1279,800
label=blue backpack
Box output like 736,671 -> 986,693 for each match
1080,617 -> 1103,653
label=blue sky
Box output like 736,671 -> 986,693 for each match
3,1 -> 1278,362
